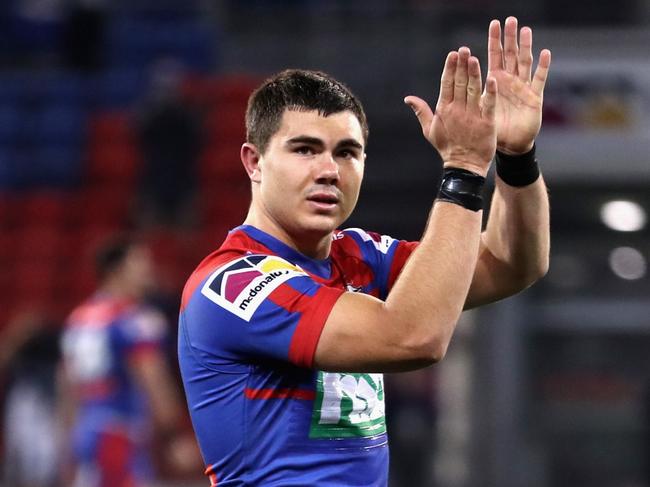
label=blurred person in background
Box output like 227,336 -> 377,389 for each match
136,58 -> 202,229
61,0 -> 107,72
0,310 -> 62,487
179,16 -> 551,486
60,236 -> 201,487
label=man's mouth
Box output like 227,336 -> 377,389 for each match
307,193 -> 339,204
306,192 -> 340,211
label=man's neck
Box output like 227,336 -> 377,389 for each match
243,213 -> 333,260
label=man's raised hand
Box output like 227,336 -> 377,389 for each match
488,17 -> 551,155
405,47 -> 497,177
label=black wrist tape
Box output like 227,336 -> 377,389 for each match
495,145 -> 540,187
437,167 -> 485,212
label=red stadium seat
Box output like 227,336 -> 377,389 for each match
72,187 -> 134,229
15,191 -> 74,229
11,260 -> 58,306
13,226 -> 66,262
88,111 -> 134,145
200,186 -> 249,229
198,144 -> 249,185
205,74 -> 260,106
58,260 -> 96,310
0,229 -> 17,268
181,74 -> 260,109
198,223 -> 233,257
86,143 -> 142,187
204,105 -> 247,142
0,193 -> 19,230
139,228 -> 204,292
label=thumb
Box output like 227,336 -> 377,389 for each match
404,95 -> 434,134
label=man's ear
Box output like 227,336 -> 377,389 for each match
241,143 -> 262,183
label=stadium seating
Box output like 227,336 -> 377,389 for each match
0,9 -> 256,327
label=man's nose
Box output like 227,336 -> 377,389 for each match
315,153 -> 340,184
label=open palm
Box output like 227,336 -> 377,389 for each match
405,48 -> 497,177
487,17 -> 551,155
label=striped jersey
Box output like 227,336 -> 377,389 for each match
62,294 -> 168,473
178,225 -> 416,486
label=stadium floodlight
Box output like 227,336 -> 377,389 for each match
608,246 -> 647,280
600,200 -> 646,232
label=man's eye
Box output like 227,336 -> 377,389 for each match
338,150 -> 356,159
295,146 -> 314,155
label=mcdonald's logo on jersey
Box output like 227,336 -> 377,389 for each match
201,255 -> 307,321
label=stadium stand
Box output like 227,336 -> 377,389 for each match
0,9 -> 257,329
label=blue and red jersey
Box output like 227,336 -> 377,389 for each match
178,225 -> 417,486
62,294 -> 168,482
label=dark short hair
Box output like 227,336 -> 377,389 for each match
95,236 -> 137,281
245,69 -> 369,154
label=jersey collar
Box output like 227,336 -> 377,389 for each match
235,225 -> 332,279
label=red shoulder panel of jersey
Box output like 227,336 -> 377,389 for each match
268,283 -> 344,368
387,240 -> 419,290
180,230 -> 271,312
330,231 -> 378,295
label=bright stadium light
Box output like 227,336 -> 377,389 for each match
608,247 -> 647,280
600,200 -> 646,232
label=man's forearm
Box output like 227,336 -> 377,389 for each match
483,175 -> 550,286
383,200 -> 484,362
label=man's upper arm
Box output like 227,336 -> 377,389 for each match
313,291 -> 437,373
182,254 -> 344,369
313,231 -> 432,373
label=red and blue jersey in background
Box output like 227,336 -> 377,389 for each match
178,225 -> 417,486
62,294 -> 168,486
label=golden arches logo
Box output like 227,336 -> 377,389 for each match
260,258 -> 303,274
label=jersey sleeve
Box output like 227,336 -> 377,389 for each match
340,228 -> 418,298
181,254 -> 344,369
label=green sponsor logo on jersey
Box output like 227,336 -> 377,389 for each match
310,371 -> 386,439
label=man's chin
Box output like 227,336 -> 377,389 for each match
299,214 -> 343,237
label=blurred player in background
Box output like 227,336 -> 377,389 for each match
60,237 -> 200,487
179,17 -> 550,486
0,310 -> 62,487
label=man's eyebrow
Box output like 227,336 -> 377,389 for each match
285,136 -> 363,151
285,136 -> 325,147
335,139 -> 363,151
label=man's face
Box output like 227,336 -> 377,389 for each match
122,245 -> 156,297
254,109 -> 366,240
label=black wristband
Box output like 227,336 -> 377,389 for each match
495,145 -> 540,187
437,167 -> 485,212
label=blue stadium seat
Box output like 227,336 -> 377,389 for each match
107,17 -> 217,72
35,104 -> 87,144
33,72 -> 91,104
12,146 -> 82,189
32,146 -> 83,188
89,69 -> 146,109
0,147 -> 15,190
0,73 -> 30,104
0,104 -> 20,145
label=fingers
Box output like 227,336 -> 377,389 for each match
487,19 -> 503,73
407,46 -> 487,132
482,77 -> 498,121
466,56 -> 483,112
531,48 -> 552,96
503,16 -> 518,75
404,95 -> 434,135
489,17 -> 548,87
437,51 -> 458,107
518,26 -> 533,82
453,47 -> 471,105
